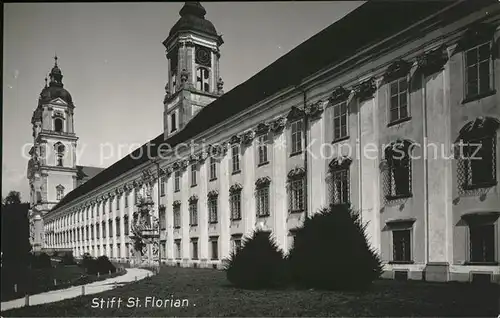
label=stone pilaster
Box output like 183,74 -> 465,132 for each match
272,131 -> 287,251
166,171 -> 175,261
198,155 -> 209,262
307,103 -> 326,216
181,166 -> 190,262
219,149 -> 231,261
359,93 -> 380,253
120,193 -> 125,259
243,142 -> 256,236
424,61 -> 452,281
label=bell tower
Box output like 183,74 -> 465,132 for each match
27,56 -> 79,251
163,2 -> 224,140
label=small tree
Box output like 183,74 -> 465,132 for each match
225,230 -> 288,289
288,204 -> 382,290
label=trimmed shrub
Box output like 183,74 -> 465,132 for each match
225,230 -> 288,289
62,253 -> 76,265
31,252 -> 52,269
288,204 -> 383,290
95,256 -> 116,274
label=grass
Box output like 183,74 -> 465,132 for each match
2,266 -> 499,317
1,264 -> 124,302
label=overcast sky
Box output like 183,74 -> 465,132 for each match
3,1 -> 363,201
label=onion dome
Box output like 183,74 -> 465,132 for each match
165,2 -> 220,45
38,56 -> 74,106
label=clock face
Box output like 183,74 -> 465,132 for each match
195,46 -> 211,67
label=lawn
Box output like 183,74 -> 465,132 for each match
1,265 -> 124,302
2,266 -> 499,317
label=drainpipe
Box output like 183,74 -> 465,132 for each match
422,73 -> 429,266
357,96 -> 363,224
300,89 -> 309,219
154,158 -> 161,274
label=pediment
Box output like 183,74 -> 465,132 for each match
48,97 -> 68,106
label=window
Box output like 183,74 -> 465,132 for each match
116,218 -> 121,237
116,194 -> 120,210
470,223 -> 495,263
189,200 -> 198,226
90,225 -> 94,240
56,185 -> 65,200
232,236 -> 242,253
333,101 -> 348,140
191,239 -> 199,260
329,158 -> 351,205
85,226 -> 89,240
457,117 -> 498,190
160,176 -> 166,196
102,221 -> 106,238
257,134 -> 269,165
385,141 -> 413,199
289,178 -> 305,212
109,244 -> 113,258
108,220 -> 113,237
54,118 -> 63,133
211,238 -> 219,260
232,145 -> 240,173
463,136 -> 496,187
159,208 -> 166,230
208,194 -> 218,224
174,171 -> 181,192
125,192 -> 129,208
392,230 -> 412,263
109,198 -> 112,212
124,217 -> 129,236
465,42 -> 492,98
256,183 -> 270,217
117,244 -> 121,258
389,77 -> 409,123
170,113 -> 177,132
196,67 -> 210,92
230,188 -> 242,220
175,239 -> 181,259
290,120 -> 303,154
173,204 -> 181,229
190,163 -> 197,186
209,157 -> 217,180
96,223 -> 100,239
54,142 -> 65,167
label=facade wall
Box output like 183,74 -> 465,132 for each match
43,3 -> 500,282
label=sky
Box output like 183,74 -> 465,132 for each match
3,1 -> 364,201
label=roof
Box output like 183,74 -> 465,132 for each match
76,166 -> 106,184
51,0 -> 485,213
165,2 -> 219,46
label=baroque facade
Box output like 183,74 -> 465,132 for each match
34,1 -> 500,282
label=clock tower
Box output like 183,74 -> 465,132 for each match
163,2 -> 224,140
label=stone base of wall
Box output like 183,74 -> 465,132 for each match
383,263 -> 500,283
423,262 -> 449,282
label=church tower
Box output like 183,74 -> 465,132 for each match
163,2 -> 224,140
27,56 -> 79,251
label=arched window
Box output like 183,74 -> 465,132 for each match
457,117 -> 499,190
170,112 -> 177,132
384,140 -> 413,199
287,168 -> 305,212
328,157 -> 352,205
54,142 -> 65,167
54,118 -> 64,133
196,67 -> 210,92
56,184 -> 65,200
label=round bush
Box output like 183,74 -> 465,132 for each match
225,230 -> 288,289
288,204 -> 382,290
